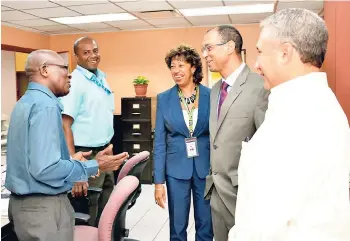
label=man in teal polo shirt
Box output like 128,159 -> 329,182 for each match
60,36 -> 116,226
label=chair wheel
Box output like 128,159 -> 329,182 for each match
124,229 -> 129,237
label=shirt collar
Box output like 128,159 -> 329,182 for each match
271,72 -> 327,94
222,62 -> 246,87
76,65 -> 106,81
27,82 -> 63,110
269,72 -> 328,104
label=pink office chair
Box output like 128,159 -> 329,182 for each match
74,176 -> 140,241
117,151 -> 150,183
117,151 -> 150,209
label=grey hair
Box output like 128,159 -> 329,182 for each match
260,8 -> 328,68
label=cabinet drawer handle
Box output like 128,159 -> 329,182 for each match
132,133 -> 142,136
132,112 -> 141,115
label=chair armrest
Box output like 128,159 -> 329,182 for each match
75,212 -> 90,223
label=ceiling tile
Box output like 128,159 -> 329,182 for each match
84,28 -> 120,33
115,1 -> 173,12
51,1 -> 109,6
168,0 -> 223,9
69,22 -> 116,30
1,21 -> 25,28
135,10 -> 180,19
2,22 -> 45,33
111,0 -> 139,2
1,1 -> 59,10
276,1 -> 324,11
68,3 -> 125,14
32,25 -> 78,32
147,17 -> 189,25
1,6 -> 13,11
49,30 -> 84,35
23,7 -> 81,18
230,12 -> 271,24
187,15 -> 231,26
10,19 -> 59,27
120,25 -> 154,30
108,19 -> 150,28
1,11 -> 39,21
224,0 -> 275,6
155,23 -> 192,29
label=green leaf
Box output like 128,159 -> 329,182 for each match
133,76 -> 150,85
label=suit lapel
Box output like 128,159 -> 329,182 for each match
215,65 -> 251,138
168,85 -> 189,137
210,81 -> 221,138
193,84 -> 209,137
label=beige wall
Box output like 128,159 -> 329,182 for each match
1,50 -> 17,116
1,25 -> 50,50
50,25 -> 261,114
1,24 -> 261,114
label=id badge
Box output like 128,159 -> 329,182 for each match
185,137 -> 199,158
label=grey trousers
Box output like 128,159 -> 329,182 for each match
210,187 -> 235,241
8,193 -> 75,241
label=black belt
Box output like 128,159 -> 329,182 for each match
75,143 -> 110,152
11,192 -> 67,197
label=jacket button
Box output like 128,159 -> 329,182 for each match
213,145 -> 218,149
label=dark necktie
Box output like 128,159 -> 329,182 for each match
218,81 -> 229,118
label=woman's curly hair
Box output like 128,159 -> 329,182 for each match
165,44 -> 203,84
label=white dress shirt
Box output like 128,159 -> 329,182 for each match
229,72 -> 350,241
222,62 -> 246,93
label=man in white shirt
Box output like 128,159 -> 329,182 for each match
229,8 -> 350,241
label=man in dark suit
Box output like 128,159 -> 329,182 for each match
202,25 -> 269,241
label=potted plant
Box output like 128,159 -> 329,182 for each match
133,76 -> 149,97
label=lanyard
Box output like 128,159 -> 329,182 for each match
178,85 -> 198,137
77,68 -> 112,95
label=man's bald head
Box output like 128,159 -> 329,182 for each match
25,50 -> 62,80
73,36 -> 96,55
73,36 -> 100,71
24,49 -> 71,97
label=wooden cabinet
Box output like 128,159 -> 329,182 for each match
121,97 -> 153,184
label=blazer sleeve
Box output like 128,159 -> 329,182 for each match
254,86 -> 270,129
153,94 -> 167,184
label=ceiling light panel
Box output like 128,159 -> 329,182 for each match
50,13 -> 137,24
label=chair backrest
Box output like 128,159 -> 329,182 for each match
117,151 -> 150,183
98,176 -> 139,241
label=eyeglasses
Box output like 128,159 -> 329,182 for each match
41,63 -> 69,71
201,41 -> 229,53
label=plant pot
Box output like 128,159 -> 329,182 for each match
134,84 -> 148,97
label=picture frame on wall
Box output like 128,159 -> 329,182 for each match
208,49 -> 246,88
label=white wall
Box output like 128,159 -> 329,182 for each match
1,50 -> 16,116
